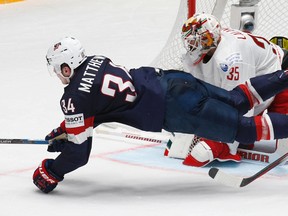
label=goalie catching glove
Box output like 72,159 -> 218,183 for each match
183,138 -> 241,167
33,159 -> 64,193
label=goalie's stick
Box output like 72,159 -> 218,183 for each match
237,139 -> 288,164
208,151 -> 288,188
0,138 -> 48,145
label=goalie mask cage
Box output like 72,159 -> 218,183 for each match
151,0 -> 288,70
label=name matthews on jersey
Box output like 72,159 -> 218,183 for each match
78,55 -> 106,93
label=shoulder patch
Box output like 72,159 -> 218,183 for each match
219,63 -> 229,72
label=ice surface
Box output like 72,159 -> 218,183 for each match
0,1 -> 288,216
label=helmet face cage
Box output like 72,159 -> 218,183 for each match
181,14 -> 221,61
46,37 -> 87,84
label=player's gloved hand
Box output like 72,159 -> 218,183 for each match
45,127 -> 67,142
47,139 -> 68,152
33,159 -> 64,193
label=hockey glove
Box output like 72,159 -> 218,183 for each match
47,139 -> 68,152
45,126 -> 67,143
33,159 -> 64,193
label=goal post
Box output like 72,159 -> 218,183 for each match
187,0 -> 196,18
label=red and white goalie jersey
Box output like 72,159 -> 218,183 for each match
175,28 -> 286,167
182,28 -> 284,115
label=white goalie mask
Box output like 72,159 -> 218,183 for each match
181,13 -> 221,65
46,37 -> 87,84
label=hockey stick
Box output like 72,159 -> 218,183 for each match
0,138 -> 48,145
95,123 -> 170,144
208,151 -> 288,188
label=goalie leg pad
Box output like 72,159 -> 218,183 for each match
164,133 -> 196,159
183,139 -> 241,167
183,140 -> 213,167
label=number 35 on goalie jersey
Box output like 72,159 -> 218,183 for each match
220,29 -> 283,89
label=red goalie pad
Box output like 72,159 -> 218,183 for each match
183,139 -> 241,167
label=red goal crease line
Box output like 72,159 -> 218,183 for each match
0,0 -> 24,4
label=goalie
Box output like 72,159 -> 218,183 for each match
166,13 -> 288,167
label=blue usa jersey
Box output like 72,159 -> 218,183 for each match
53,55 -> 286,177
51,56 -> 165,175
50,56 -> 288,177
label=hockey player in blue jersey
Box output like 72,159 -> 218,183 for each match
33,37 -> 288,193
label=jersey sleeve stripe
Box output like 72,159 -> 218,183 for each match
68,126 -> 94,144
66,116 -> 94,144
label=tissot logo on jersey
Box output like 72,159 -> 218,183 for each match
65,113 -> 84,128
78,55 -> 106,93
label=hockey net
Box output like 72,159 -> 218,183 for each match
151,0 -> 288,70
